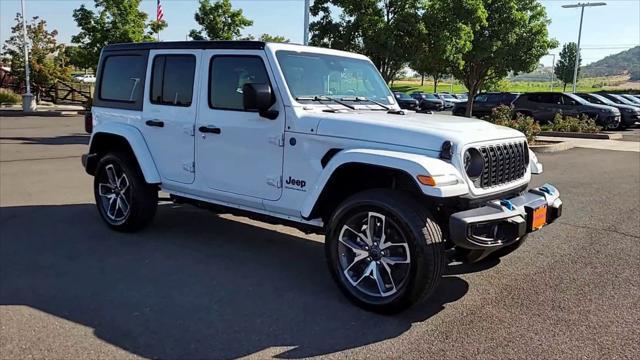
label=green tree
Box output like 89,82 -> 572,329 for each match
71,0 -> 155,71
2,14 -> 70,93
411,0 -> 474,92
257,34 -> 289,43
554,42 -> 580,91
310,0 -> 424,83
189,0 -> 253,40
436,0 -> 558,116
148,20 -> 168,40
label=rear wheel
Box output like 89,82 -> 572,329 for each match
94,152 -> 158,232
325,190 -> 445,314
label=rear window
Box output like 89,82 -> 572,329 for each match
99,55 -> 146,102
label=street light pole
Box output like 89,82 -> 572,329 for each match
20,0 -> 36,111
303,0 -> 310,45
562,2 -> 606,93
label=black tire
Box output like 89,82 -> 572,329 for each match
452,108 -> 465,117
325,189 -> 445,314
93,152 -> 158,232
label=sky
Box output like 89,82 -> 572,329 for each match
1,0 -> 639,67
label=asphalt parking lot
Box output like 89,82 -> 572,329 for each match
1,115 -> 639,359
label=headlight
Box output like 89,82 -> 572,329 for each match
463,148 -> 484,179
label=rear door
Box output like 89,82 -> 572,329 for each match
141,50 -> 200,184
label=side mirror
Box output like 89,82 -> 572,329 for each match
243,83 -> 278,120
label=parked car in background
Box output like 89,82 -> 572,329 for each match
576,93 -> 639,129
453,93 -> 468,101
410,92 -> 445,111
435,93 -> 464,108
512,92 -> 621,128
452,92 -> 519,118
598,93 -> 640,109
620,94 -> 640,105
393,92 -> 419,110
74,74 -> 96,83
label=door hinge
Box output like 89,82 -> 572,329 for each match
268,134 -> 285,147
183,161 -> 195,173
183,125 -> 195,136
267,175 -> 282,188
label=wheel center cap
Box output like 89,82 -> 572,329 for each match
369,247 -> 382,261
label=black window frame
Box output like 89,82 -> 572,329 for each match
149,54 -> 197,107
93,50 -> 149,111
207,54 -> 275,112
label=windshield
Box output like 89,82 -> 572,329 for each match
276,50 -> 393,105
439,94 -> 454,99
610,94 -> 637,105
422,93 -> 437,99
589,93 -> 615,105
395,93 -> 412,100
565,93 -> 588,105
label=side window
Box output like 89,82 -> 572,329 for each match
486,94 -> 501,103
99,55 -> 146,102
150,55 -> 196,107
561,95 -> 577,106
541,93 -> 562,104
209,56 -> 272,111
475,94 -> 488,103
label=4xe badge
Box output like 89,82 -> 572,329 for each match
285,176 -> 307,192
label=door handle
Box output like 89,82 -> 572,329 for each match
145,120 -> 164,127
199,126 -> 221,134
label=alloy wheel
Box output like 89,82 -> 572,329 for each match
338,211 -> 411,298
97,163 -> 131,223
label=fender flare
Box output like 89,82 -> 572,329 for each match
88,122 -> 161,184
300,148 -> 469,219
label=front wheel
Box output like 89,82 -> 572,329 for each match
94,152 -> 158,232
325,190 -> 445,314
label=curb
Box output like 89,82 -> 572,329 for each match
539,131 -> 622,140
0,110 -> 84,117
530,141 -> 575,153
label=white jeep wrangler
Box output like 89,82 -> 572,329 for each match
82,41 -> 562,313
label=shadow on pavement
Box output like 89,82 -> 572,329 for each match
0,134 -> 89,145
0,203 -> 486,358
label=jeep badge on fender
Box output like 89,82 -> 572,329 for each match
82,40 -> 562,314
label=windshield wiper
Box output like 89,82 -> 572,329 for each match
339,96 -> 390,110
295,95 -> 355,110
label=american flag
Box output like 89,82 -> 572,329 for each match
157,0 -> 164,22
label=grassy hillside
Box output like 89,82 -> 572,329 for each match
582,46 -> 640,79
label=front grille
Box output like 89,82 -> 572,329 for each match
476,142 -> 528,188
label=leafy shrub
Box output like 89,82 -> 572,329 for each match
484,105 -> 541,143
0,88 -> 22,105
550,113 -> 601,133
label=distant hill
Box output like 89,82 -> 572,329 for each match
582,46 -> 640,80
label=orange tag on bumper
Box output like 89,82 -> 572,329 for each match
532,205 -> 548,231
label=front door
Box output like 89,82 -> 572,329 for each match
141,50 -> 200,184
196,51 -> 285,201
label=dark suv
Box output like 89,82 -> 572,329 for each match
452,92 -> 519,117
576,93 -> 639,129
393,92 -> 419,110
410,92 -> 445,111
512,92 -> 621,127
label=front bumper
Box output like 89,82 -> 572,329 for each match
449,184 -> 562,250
622,113 -> 640,126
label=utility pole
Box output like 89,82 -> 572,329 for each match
562,2 -> 606,93
548,53 -> 556,91
20,0 -> 36,111
303,0 -> 310,45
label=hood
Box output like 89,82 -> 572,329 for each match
313,111 -> 525,152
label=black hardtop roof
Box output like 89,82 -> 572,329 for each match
103,40 -> 266,51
